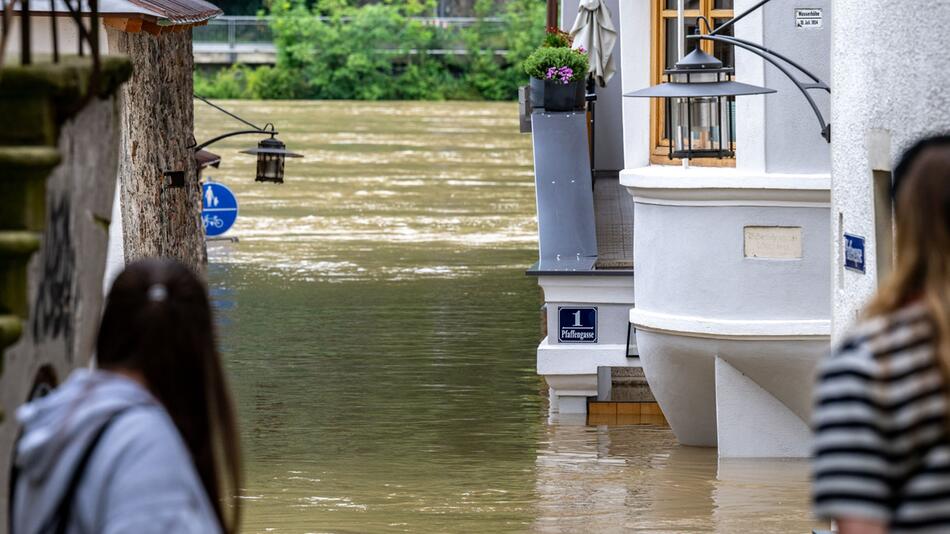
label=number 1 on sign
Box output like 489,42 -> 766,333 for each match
573,310 -> 582,327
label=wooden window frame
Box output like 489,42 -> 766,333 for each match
650,0 -> 736,167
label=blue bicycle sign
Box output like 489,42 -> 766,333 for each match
201,182 -> 238,237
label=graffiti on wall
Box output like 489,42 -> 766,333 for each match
31,194 -> 77,360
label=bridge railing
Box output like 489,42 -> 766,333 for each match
192,15 -> 507,56
193,16 -> 274,45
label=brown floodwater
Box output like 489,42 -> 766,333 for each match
194,100 -> 823,533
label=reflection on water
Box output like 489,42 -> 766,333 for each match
197,101 -> 818,533
535,424 -> 821,533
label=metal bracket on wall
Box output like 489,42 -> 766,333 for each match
163,171 -> 185,189
626,322 -> 638,357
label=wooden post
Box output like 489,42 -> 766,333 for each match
546,0 -> 558,31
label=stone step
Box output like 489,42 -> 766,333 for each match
0,315 -> 23,365
0,230 -> 42,324
0,57 -> 132,146
588,401 -> 668,426
597,365 -> 656,402
0,146 -> 61,231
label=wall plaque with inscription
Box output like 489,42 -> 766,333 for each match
744,226 -> 803,259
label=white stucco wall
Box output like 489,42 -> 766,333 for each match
831,1 -> 950,338
618,0 -> 650,169
5,17 -> 112,57
633,201 -> 830,321
760,0 -> 831,174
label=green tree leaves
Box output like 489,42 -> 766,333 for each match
194,0 -> 546,100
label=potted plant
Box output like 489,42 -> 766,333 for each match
523,43 -> 589,112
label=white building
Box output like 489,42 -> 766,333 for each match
616,0 -> 832,457
533,0 -> 838,456
531,0 -> 950,457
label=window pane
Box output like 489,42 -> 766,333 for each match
665,0 -> 700,10
713,18 -> 734,68
665,17 -> 700,69
714,0 -> 734,9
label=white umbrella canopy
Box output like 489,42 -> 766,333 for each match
568,0 -> 617,87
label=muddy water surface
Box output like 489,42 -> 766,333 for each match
195,101 -> 820,533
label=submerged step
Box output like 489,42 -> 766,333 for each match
588,401 -> 668,426
597,365 -> 655,402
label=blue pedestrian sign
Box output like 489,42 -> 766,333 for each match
201,182 -> 238,237
558,307 -> 597,343
844,233 -> 866,273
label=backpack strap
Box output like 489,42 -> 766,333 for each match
26,408 -> 133,534
8,429 -> 22,534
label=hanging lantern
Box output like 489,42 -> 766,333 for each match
625,46 -> 775,160
240,136 -> 303,184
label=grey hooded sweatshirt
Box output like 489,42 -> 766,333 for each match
10,368 -> 222,534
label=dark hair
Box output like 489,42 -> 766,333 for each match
96,258 -> 242,532
893,134 -> 950,202
869,135 -> 950,379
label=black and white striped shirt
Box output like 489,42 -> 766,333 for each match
813,302 -> 950,532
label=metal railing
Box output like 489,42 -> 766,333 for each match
1,0 -> 102,66
192,15 -> 508,60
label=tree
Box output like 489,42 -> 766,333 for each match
108,30 -> 205,272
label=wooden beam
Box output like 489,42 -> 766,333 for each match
103,17 -> 146,33
546,0 -> 558,30
141,20 -> 163,35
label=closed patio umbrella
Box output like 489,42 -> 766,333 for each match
569,0 -> 617,87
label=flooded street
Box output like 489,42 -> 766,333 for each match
194,101 -> 820,533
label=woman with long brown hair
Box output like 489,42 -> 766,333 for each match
813,135 -> 950,533
10,258 -> 242,533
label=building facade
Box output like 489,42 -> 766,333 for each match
530,1 -> 836,439
830,0 -> 950,338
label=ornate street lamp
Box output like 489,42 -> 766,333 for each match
625,0 -> 832,161
192,95 -> 303,184
626,46 -> 774,160
240,135 -> 303,184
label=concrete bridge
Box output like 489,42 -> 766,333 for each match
192,16 -> 505,66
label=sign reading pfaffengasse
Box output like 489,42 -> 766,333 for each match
558,307 -> 597,343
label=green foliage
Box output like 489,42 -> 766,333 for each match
522,46 -> 589,82
194,0 -> 547,100
542,31 -> 570,48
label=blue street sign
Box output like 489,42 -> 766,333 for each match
558,307 -> 598,343
844,233 -> 866,273
201,182 -> 238,237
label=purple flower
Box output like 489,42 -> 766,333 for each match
545,65 -> 575,84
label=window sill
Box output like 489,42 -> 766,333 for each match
650,151 -> 737,168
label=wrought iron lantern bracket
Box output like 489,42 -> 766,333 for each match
191,94 -> 303,183
688,31 -> 831,142
689,0 -> 832,142
192,94 -> 279,151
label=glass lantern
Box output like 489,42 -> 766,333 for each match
241,136 -> 303,184
624,46 -> 775,161
666,70 -> 735,159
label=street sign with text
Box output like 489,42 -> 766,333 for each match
558,307 -> 598,343
844,233 -> 866,273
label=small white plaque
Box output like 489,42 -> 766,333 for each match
744,226 -> 803,259
795,8 -> 823,30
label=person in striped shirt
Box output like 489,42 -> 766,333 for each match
813,135 -> 950,534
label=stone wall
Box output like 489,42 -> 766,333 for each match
0,59 -> 129,529
108,29 -> 205,272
